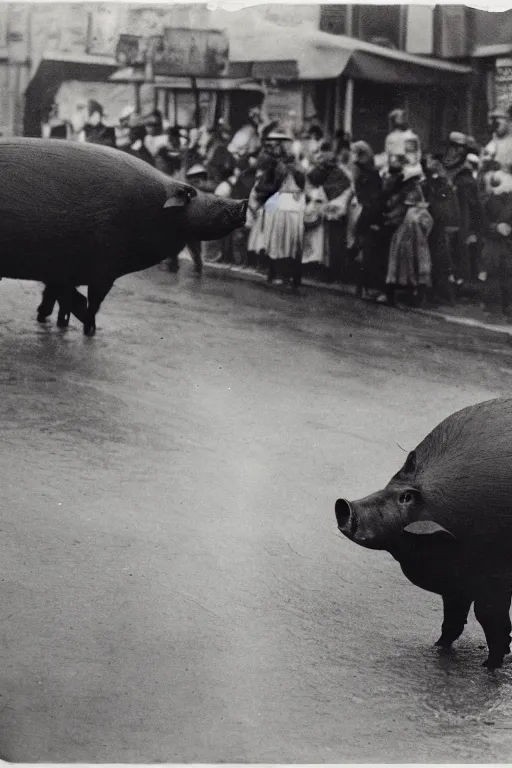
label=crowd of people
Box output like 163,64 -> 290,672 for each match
44,97 -> 512,317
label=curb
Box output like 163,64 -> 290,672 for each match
201,260 -> 512,340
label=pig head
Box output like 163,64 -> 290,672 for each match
173,191 -> 248,241
335,450 -> 456,556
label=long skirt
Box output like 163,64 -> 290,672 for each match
247,207 -> 266,255
264,192 -> 305,261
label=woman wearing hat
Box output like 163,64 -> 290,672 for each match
262,149 -> 306,288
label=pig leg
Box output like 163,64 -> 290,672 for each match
56,301 -> 71,328
57,288 -> 88,328
435,594 -> 473,648
83,280 -> 113,337
37,285 -> 58,323
187,241 -> 203,275
474,590 -> 512,669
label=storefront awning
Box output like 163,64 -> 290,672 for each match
229,23 -> 473,85
25,52 -> 119,102
109,67 -> 263,92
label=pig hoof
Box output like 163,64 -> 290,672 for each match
36,313 -> 48,324
57,314 -> 70,328
435,637 -> 453,649
83,323 -> 96,337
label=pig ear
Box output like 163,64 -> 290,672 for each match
163,185 -> 197,208
403,450 -> 417,474
403,520 -> 456,541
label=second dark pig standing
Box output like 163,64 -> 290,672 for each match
336,397 -> 512,669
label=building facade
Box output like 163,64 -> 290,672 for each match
0,3 -> 507,150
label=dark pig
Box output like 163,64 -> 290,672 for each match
0,138 -> 247,335
335,397 -> 512,669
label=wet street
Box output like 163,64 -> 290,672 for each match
2,263 -> 512,762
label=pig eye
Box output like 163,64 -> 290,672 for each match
399,491 -> 414,505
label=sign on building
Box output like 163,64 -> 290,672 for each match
116,27 -> 229,78
87,3 -> 121,57
153,28 -> 228,77
495,57 -> 512,113
7,3 -> 30,62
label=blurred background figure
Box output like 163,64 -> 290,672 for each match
228,106 -> 263,160
442,131 -> 482,292
115,105 -> 135,151
78,100 -> 116,147
351,140 -> 383,299
480,168 -> 512,319
385,182 -> 433,308
42,102 -> 71,139
485,107 -> 512,170
422,153 -> 459,306
204,119 -> 236,187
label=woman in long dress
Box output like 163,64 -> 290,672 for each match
263,158 -> 306,288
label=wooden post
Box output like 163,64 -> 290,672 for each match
191,76 -> 200,128
134,83 -> 141,113
324,81 -> 332,136
344,77 -> 354,136
334,78 -> 342,133
173,90 -> 178,125
164,89 -> 170,123
466,80 -> 473,136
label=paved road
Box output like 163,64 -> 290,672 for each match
1,265 -> 512,762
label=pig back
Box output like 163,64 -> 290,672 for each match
0,139 -> 169,281
411,397 -> 512,552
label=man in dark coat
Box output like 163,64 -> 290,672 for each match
352,141 -> 384,298
422,154 -> 460,305
442,131 -> 482,290
308,141 -> 352,281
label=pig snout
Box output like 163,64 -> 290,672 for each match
335,498 -> 356,537
334,491 -> 403,550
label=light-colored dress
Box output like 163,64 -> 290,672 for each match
263,172 -> 306,263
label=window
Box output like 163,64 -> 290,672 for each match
355,5 -> 404,50
319,5 -> 348,35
